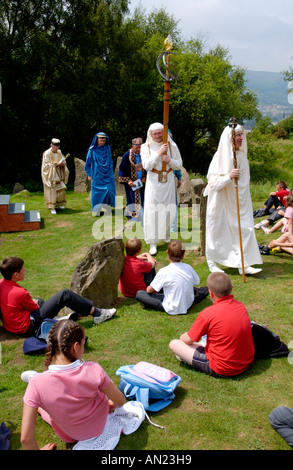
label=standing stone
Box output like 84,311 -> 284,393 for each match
70,238 -> 125,308
114,156 -> 125,197
200,190 -> 207,256
74,157 -> 91,193
12,183 -> 25,194
177,168 -> 193,206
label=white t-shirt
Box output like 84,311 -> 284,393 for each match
151,262 -> 200,315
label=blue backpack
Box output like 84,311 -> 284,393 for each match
116,361 -> 181,412
23,319 -> 57,355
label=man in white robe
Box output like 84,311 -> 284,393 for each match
41,138 -> 69,215
204,125 -> 262,275
141,123 -> 182,255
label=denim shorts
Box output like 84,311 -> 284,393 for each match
191,346 -> 226,378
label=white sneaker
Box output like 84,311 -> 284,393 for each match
254,221 -> 265,229
239,267 -> 262,275
51,209 -> 57,215
149,244 -> 157,255
93,308 -> 116,324
55,312 -> 78,321
21,370 -> 38,383
208,262 -> 224,273
59,206 -> 65,209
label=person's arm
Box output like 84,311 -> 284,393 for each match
288,217 -> 293,235
21,403 -> 56,450
102,381 -> 126,411
180,332 -> 194,345
207,172 -> 235,192
21,292 -> 39,311
137,252 -> 157,268
146,285 -> 157,294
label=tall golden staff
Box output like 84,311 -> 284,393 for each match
156,35 -> 178,183
229,117 -> 246,282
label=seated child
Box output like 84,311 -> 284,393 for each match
21,320 -> 144,450
268,232 -> 293,256
262,194 -> 293,235
169,272 -> 255,377
254,180 -> 290,228
136,240 -> 207,315
119,238 -> 157,298
0,257 -> 116,336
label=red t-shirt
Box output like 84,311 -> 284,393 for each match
0,278 -> 38,334
276,189 -> 289,207
188,295 -> 255,376
119,255 -> 153,298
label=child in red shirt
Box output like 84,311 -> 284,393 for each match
0,257 -> 116,335
119,238 -> 156,298
169,272 -> 255,378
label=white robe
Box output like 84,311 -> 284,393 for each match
141,125 -> 182,244
41,148 -> 69,209
204,126 -> 262,268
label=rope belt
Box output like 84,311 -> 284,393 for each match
151,167 -> 172,183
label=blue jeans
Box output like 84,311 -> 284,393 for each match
269,406 -> 293,447
28,289 -> 93,335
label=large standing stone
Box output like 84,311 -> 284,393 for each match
114,156 -> 125,197
74,157 -> 91,193
70,238 -> 125,308
12,183 -> 25,194
177,168 -> 193,206
200,190 -> 207,256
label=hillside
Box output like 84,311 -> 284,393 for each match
245,70 -> 293,122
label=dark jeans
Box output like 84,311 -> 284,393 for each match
269,406 -> 293,447
136,289 -> 165,311
136,287 -> 208,312
144,268 -> 156,287
27,289 -> 93,335
264,195 -> 285,224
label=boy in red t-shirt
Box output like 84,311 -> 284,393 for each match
254,180 -> 290,229
0,257 -> 116,335
119,238 -> 156,298
169,272 -> 255,378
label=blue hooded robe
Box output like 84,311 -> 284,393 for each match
85,132 -> 116,211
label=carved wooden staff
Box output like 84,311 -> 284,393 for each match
156,36 -> 178,183
229,117 -> 246,282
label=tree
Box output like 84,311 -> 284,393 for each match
169,41 -> 258,173
0,2 -> 259,188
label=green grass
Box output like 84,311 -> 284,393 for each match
0,190 -> 293,451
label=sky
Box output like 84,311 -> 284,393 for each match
127,0 -> 293,73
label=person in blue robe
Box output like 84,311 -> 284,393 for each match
85,132 -> 116,215
119,137 -> 146,221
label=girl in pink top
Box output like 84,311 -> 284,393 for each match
262,194 -> 293,235
21,320 -> 144,450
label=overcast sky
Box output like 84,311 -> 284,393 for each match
128,0 -> 293,73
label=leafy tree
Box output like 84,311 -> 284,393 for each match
169,40 -> 258,173
0,1 -> 259,189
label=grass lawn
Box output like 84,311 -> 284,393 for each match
0,189 -> 292,451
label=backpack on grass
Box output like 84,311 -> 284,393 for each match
251,321 -> 289,359
23,318 -> 57,355
116,361 -> 181,412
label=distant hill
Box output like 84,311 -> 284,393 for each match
245,70 -> 293,123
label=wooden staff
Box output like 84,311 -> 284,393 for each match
229,118 -> 246,282
157,35 -> 177,183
